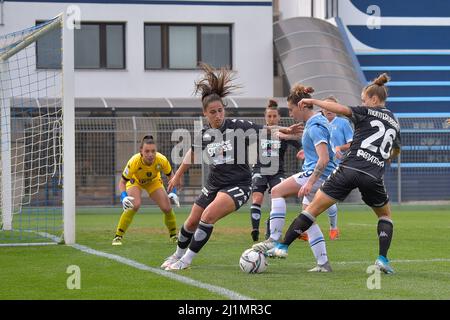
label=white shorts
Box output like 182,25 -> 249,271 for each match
292,170 -> 325,206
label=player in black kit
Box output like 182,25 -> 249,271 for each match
250,99 -> 301,242
161,63 -> 302,270
271,73 -> 401,274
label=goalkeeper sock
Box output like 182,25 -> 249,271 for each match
164,209 -> 177,237
378,217 -> 393,258
115,209 -> 137,237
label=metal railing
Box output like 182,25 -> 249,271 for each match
71,115 -> 450,206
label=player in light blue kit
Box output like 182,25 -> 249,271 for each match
253,84 -> 337,272
321,96 -> 354,240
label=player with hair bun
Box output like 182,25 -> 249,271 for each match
253,83 -> 336,272
273,73 -> 401,274
320,95 -> 354,240
161,63 -> 302,270
112,135 -> 179,245
249,99 -> 301,242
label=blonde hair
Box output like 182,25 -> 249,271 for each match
363,73 -> 390,103
324,95 -> 338,103
194,63 -> 239,110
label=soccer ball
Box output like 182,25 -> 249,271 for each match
239,248 -> 267,274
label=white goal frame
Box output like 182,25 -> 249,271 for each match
0,12 -> 75,245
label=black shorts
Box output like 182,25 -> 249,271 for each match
251,172 -> 285,194
320,166 -> 389,208
195,183 -> 252,211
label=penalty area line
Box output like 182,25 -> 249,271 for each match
70,243 -> 253,300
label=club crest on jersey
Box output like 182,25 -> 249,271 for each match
146,172 -> 152,177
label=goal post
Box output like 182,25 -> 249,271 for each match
62,13 -> 75,245
0,13 -> 75,245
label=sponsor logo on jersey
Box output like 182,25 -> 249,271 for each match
203,133 -> 211,140
356,149 -> 385,167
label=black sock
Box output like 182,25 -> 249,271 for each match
250,203 -> 261,231
177,224 -> 194,249
189,221 -> 214,253
283,212 -> 315,246
378,218 -> 393,258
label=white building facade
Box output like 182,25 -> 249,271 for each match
1,0 -> 273,98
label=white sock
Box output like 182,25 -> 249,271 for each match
327,204 -> 338,229
181,248 -> 197,264
175,246 -> 187,259
307,223 -> 328,265
269,197 -> 286,241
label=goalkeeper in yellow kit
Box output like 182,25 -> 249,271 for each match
112,135 -> 179,245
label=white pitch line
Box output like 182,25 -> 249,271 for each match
28,232 -> 252,300
347,223 -> 375,227
71,243 -> 253,300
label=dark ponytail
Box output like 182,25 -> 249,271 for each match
194,63 -> 240,110
140,135 -> 155,148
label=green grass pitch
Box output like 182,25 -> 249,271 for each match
1,204 -> 449,300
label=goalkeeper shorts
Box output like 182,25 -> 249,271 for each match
126,178 -> 165,196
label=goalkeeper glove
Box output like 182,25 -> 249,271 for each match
168,187 -> 180,207
120,191 -> 134,210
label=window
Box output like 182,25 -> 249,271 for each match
169,25 -> 197,69
144,24 -> 232,70
144,25 -> 162,69
36,22 -> 125,69
36,22 -> 61,69
75,23 -> 125,69
75,24 -> 101,68
201,26 -> 231,69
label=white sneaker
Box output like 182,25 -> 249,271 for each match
308,261 -> 332,272
160,254 -> 180,269
165,258 -> 190,271
252,239 -> 277,253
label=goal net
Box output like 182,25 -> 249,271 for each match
0,14 -> 75,246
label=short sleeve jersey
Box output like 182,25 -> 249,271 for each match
302,113 -> 337,179
192,118 -> 263,186
253,130 -> 301,175
330,116 -> 354,160
340,106 -> 401,179
122,152 -> 172,185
